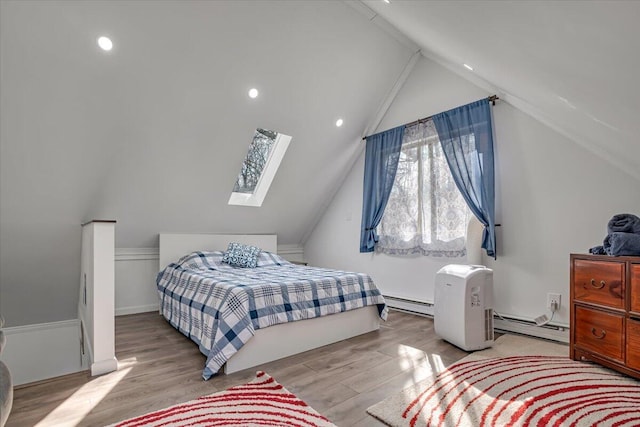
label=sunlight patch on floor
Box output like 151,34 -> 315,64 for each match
35,366 -> 132,427
396,343 -> 428,367
116,357 -> 138,368
430,353 -> 446,374
393,344 -> 450,390
400,352 -> 447,390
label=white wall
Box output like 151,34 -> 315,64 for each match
0,320 -> 82,386
0,1 -> 412,327
304,55 -> 640,327
484,102 -> 640,323
115,249 -> 163,316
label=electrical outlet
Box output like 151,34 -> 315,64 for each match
547,293 -> 561,311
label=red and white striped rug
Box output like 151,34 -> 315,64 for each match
368,355 -> 640,427
108,371 -> 336,427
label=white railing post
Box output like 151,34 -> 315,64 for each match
79,220 -> 117,376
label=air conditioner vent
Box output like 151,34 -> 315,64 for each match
485,308 -> 494,341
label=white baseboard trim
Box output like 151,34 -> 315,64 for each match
91,357 -> 118,376
384,295 -> 434,316
493,317 -> 569,343
277,244 -> 305,262
115,248 -> 159,262
384,294 -> 570,344
1,319 -> 83,386
115,304 -> 159,316
2,318 -> 79,335
277,244 -> 304,253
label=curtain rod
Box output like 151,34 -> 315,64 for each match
361,95 -> 499,141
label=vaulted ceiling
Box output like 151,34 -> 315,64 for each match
2,0 -> 639,326
364,0 -> 640,181
0,0 -> 414,325
0,0 -> 414,248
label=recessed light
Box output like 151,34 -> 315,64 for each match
336,118 -> 344,127
463,63 -> 474,71
248,88 -> 259,99
97,36 -> 113,51
383,0 -> 391,3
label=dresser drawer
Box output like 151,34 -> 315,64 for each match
573,260 -> 625,309
574,306 -> 624,362
628,318 -> 640,370
631,264 -> 640,314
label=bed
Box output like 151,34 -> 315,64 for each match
157,233 -> 388,379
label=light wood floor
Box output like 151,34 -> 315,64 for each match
7,309 -> 469,427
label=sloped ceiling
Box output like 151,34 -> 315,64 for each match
3,0 -> 639,326
0,0 -> 413,325
364,0 -> 640,181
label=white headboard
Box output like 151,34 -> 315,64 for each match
159,233 -> 278,271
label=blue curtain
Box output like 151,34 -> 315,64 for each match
360,126 -> 405,253
432,99 -> 497,258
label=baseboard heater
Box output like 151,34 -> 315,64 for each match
383,294 -> 569,344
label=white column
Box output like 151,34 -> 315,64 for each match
80,220 -> 117,376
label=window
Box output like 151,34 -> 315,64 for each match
228,128 -> 292,207
377,119 -> 470,257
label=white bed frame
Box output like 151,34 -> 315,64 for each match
158,233 -> 381,374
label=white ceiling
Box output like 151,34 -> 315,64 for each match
0,0 -> 416,324
2,0 -> 639,326
364,0 -> 640,181
0,0 -> 414,247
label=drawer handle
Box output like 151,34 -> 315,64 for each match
591,327 -> 606,339
589,279 -> 606,289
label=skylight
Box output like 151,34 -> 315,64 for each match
228,128 -> 292,207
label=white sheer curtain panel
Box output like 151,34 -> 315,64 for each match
377,119 -> 469,257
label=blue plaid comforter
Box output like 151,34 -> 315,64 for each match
157,251 -> 388,379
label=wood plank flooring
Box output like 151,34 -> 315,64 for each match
7,309 -> 469,426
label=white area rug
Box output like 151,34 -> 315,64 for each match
108,371 -> 336,427
367,334 -> 640,426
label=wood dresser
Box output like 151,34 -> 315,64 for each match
570,253 -> 640,379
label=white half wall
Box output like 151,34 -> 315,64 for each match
115,249 -> 161,316
0,320 -> 82,386
80,221 -> 117,377
304,55 -> 640,329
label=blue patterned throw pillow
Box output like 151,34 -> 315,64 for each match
222,242 -> 262,268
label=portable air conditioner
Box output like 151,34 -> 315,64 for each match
434,264 -> 494,351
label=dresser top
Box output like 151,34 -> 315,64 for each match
571,253 -> 640,262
